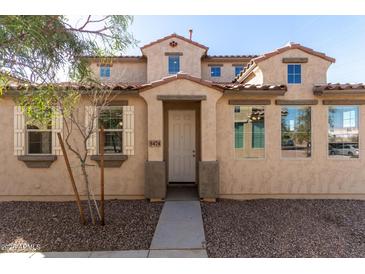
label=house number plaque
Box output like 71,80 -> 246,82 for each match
149,140 -> 161,147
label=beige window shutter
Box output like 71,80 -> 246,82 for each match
85,106 -> 97,155
122,105 -> 135,155
14,106 -> 25,156
52,107 -> 63,155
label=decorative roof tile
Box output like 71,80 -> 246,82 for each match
204,55 -> 258,59
313,83 -> 365,94
3,76 -> 287,95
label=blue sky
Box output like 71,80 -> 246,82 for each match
124,16 -> 365,83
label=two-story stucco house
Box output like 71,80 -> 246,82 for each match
1,33 -> 365,201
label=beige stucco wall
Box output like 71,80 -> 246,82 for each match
0,95 -> 147,201
217,93 -> 365,198
3,44 -> 365,200
139,79 -> 222,162
141,37 -> 206,82
217,50 -> 365,198
89,61 -> 147,84
201,61 -> 246,83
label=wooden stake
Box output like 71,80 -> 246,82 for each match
57,133 -> 86,225
99,126 -> 105,226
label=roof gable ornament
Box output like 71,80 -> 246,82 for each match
140,33 -> 209,53
169,40 -> 178,48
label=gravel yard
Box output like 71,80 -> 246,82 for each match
201,199 -> 365,258
0,200 -> 163,252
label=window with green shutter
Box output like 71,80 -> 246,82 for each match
234,122 -> 244,148
252,121 -> 264,148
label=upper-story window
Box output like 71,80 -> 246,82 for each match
234,66 -> 244,77
100,64 -> 111,78
287,64 -> 301,84
168,55 -> 180,74
211,66 -> 221,77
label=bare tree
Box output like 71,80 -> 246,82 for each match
61,88 -> 116,224
19,86 -> 116,224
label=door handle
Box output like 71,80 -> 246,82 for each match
192,150 -> 196,157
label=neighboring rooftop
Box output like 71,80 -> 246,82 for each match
234,42 -> 336,83
253,42 -> 336,64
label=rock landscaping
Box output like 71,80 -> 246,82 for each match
201,199 -> 365,257
0,200 -> 163,252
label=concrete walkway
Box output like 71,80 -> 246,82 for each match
149,186 -> 208,258
0,186 -> 208,258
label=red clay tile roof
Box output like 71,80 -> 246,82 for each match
83,55 -> 143,58
4,82 -> 142,92
253,42 -> 336,64
140,33 -> 209,51
313,83 -> 365,94
204,55 -> 258,59
139,73 -> 223,92
4,75 -> 288,95
83,56 -> 146,64
220,83 -> 287,93
216,83 -> 287,95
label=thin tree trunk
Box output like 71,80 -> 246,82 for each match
81,162 -> 96,225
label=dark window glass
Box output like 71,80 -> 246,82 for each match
234,122 -> 244,149
252,121 -> 264,148
103,131 -> 122,154
211,66 -> 221,77
168,55 -> 180,74
27,125 -> 52,154
281,106 -> 311,158
328,106 -> 359,158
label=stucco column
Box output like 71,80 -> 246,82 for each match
140,91 -> 166,200
200,94 -> 222,161
199,92 -> 222,201
140,93 -> 164,161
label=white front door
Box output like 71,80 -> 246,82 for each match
168,110 -> 196,182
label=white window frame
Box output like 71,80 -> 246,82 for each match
97,106 -> 124,155
26,125 -> 53,155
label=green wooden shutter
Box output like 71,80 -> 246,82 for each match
252,121 -> 264,148
234,122 -> 244,148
